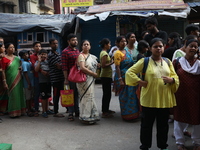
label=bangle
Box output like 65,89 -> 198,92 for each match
2,79 -> 6,82
118,77 -> 122,80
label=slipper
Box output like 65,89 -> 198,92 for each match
68,114 -> 74,121
53,113 -> 64,118
27,112 -> 34,117
34,112 -> 39,117
177,144 -> 187,150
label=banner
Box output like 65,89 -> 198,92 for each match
62,0 -> 93,7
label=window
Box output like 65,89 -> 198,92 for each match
27,33 -> 33,43
36,32 -> 45,42
19,0 -> 28,13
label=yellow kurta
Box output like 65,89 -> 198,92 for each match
125,58 -> 179,108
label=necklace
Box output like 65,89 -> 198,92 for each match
151,57 -> 163,66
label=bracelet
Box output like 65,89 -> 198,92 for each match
2,79 -> 6,82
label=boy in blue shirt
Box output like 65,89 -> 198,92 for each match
19,50 -> 34,117
35,49 -> 52,118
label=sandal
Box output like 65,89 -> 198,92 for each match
53,113 -> 64,118
177,144 -> 187,150
27,112 -> 34,117
34,112 -> 39,117
68,114 -> 74,121
193,145 -> 200,150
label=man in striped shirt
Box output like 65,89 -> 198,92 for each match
62,33 -> 80,121
48,38 -> 65,117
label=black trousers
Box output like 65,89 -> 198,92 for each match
140,106 -> 169,150
101,77 -> 112,113
52,81 -> 64,114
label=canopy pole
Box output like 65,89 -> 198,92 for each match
74,17 -> 79,35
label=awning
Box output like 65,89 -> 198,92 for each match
77,0 -> 190,21
0,13 -> 76,36
187,2 -> 200,7
77,7 -> 190,21
87,0 -> 187,14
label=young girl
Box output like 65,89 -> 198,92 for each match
99,38 -> 114,118
114,36 -> 140,121
136,40 -> 149,62
125,38 -> 179,150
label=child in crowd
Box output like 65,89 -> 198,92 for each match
30,41 -> 41,116
19,50 -> 34,117
136,40 -> 149,62
35,49 -> 53,118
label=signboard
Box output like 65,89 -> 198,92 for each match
62,0 -> 93,7
87,0 -> 187,14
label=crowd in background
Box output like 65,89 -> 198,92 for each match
1,16 -> 200,150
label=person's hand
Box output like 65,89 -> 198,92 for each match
93,72 -> 98,78
41,70 -> 48,76
28,84 -> 32,90
119,79 -> 125,87
97,63 -> 101,68
138,80 -> 148,88
161,76 -> 174,84
37,55 -> 42,62
3,82 -> 8,90
64,78 -> 69,85
0,53 -> 5,58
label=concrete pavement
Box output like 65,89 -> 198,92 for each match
0,84 -> 195,150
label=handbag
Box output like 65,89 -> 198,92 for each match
68,65 -> 86,83
68,53 -> 89,83
60,85 -> 74,107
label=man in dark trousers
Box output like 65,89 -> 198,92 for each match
62,34 -> 80,121
48,38 -> 65,117
144,17 -> 168,56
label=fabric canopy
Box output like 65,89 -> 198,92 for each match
0,13 -> 76,36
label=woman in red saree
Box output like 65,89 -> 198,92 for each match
0,43 -> 10,117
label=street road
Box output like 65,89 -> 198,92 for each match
0,84 -> 194,150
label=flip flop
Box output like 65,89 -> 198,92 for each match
53,113 -> 64,118
68,114 -> 74,121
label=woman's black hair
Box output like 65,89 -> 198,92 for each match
81,39 -> 91,47
116,36 -> 125,44
5,43 -> 14,49
185,39 -> 199,47
168,32 -> 182,49
137,40 -> 149,52
0,42 -> 3,48
99,38 -> 110,49
149,38 -> 165,47
125,32 -> 135,42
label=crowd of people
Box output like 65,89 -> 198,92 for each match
0,16 -> 200,150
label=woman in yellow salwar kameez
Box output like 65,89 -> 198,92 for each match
125,38 -> 179,150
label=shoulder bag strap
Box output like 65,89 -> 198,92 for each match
142,57 -> 149,80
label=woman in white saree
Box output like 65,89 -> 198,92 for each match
77,40 -> 100,124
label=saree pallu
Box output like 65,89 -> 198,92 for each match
114,50 -> 139,120
6,57 -> 26,117
77,54 -> 100,123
